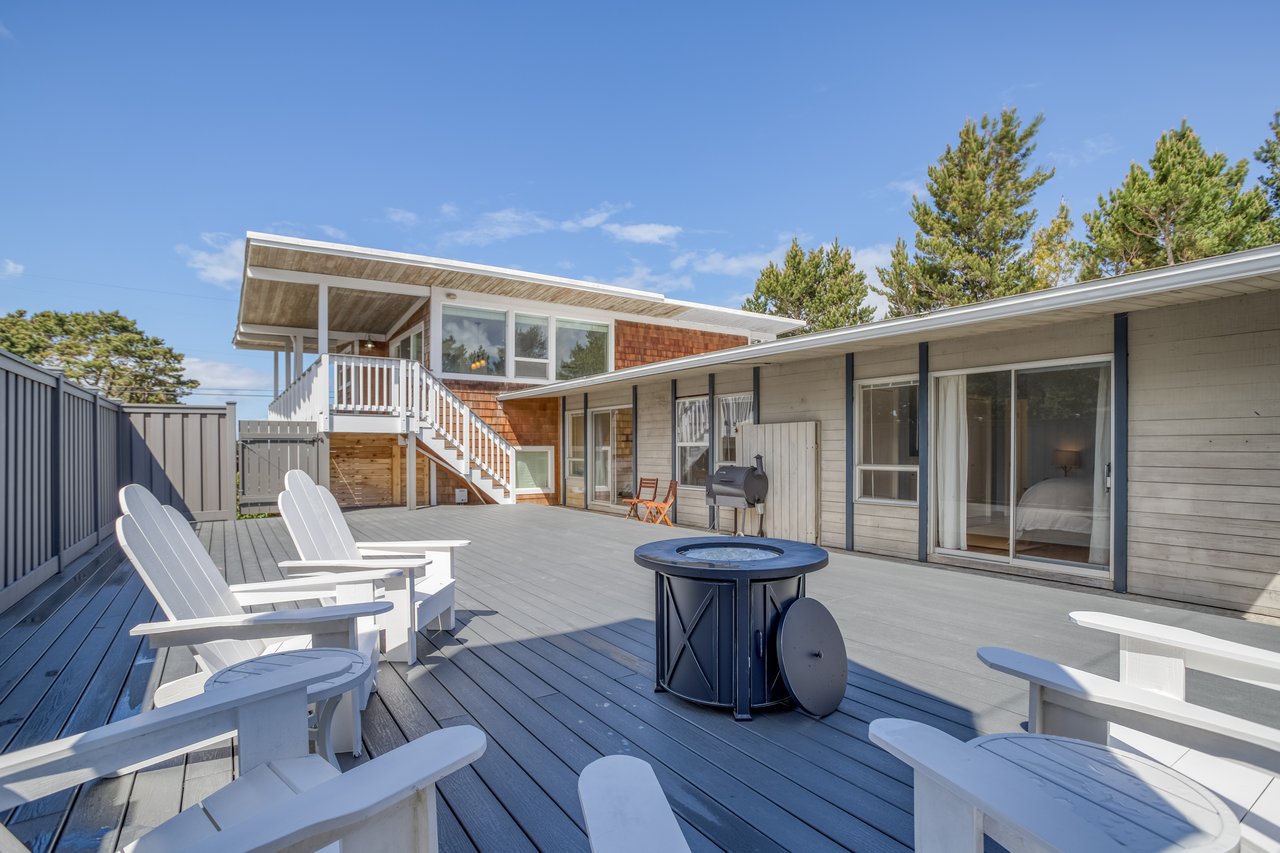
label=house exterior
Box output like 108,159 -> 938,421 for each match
238,233 -> 801,509
498,245 -> 1280,620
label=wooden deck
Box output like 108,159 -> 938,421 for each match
4,504 -> 1280,851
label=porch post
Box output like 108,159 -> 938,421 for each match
273,351 -> 279,398
631,384 -> 638,499
1113,314 -> 1129,593
845,352 -> 855,552
707,372 -> 716,529
316,285 -> 330,429
670,379 -> 678,521
560,397 -> 567,506
583,392 -> 590,507
917,342 -> 930,563
292,335 -> 304,381
405,436 -> 417,510
317,284 -> 330,355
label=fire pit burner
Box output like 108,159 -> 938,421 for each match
634,536 -> 833,720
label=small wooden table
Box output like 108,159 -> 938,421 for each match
205,648 -> 372,767
970,732 -> 1240,852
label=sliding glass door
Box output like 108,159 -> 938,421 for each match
589,408 -> 635,506
934,359 -> 1111,572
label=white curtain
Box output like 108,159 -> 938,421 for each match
1089,367 -> 1112,565
935,375 -> 968,550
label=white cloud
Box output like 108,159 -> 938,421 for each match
316,224 -> 347,239
593,262 -> 692,294
176,233 -> 243,288
0,21 -> 13,40
602,222 -> 682,245
1049,134 -> 1118,168
1,258 -> 23,278
183,358 -> 273,392
385,208 -> 420,227
671,239 -> 793,277
887,178 -> 924,205
850,243 -> 895,319
438,202 -> 460,219
440,204 -> 623,246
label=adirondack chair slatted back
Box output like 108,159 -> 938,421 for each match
281,469 -> 361,560
117,484 -> 266,671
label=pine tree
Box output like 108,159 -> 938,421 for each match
907,108 -> 1055,305
1028,200 -> 1078,289
873,237 -> 927,318
1078,121 -> 1273,279
1256,110 -> 1280,232
742,238 -> 875,335
0,310 -> 199,402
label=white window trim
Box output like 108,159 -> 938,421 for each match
389,322 -> 426,363
855,375 -> 920,506
513,446 -> 555,494
431,293 -> 614,385
675,395 -> 710,488
714,392 -> 754,469
513,312 -> 551,381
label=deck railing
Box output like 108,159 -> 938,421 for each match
270,354 -> 515,496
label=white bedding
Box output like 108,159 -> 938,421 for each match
1015,477 -> 1096,537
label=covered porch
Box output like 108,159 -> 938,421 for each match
4,503 -> 1277,850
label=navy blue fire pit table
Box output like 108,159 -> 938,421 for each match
634,536 -> 840,721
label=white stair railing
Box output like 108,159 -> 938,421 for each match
267,357 -> 324,423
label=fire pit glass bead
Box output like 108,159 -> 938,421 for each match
677,544 -> 778,562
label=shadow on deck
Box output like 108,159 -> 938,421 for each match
3,504 -> 1279,851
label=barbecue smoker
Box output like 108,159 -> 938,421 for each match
706,454 -> 769,536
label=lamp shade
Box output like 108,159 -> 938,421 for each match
1053,449 -> 1082,471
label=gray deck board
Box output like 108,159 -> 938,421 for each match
5,503 -> 1280,850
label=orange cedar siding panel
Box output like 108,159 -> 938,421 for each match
613,320 -> 747,370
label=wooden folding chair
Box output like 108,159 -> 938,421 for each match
623,477 -> 659,520
643,480 -> 679,526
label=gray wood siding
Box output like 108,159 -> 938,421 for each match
929,317 -> 1112,372
759,356 -> 845,549
1127,289 -> 1280,616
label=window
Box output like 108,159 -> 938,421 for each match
566,412 -> 585,478
514,447 -> 553,493
556,319 -> 609,380
512,313 -> 549,379
857,379 -> 919,503
676,396 -> 710,487
391,325 -> 424,363
715,393 -> 754,468
441,306 -> 506,376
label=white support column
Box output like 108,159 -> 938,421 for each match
317,285 -> 330,430
273,350 -> 280,397
292,335 -> 304,380
405,436 -> 417,511
317,284 -> 330,356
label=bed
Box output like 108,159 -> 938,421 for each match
1015,476 -> 1098,540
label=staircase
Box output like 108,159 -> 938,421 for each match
408,362 -> 516,504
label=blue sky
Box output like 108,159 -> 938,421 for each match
1,2 -> 1276,419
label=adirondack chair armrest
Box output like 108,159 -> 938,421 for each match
578,755 -> 691,853
1069,610 -> 1280,690
869,718 -> 1137,853
180,725 -> 487,853
130,602 -> 392,647
978,646 -> 1280,776
354,539 -> 470,553
229,568 -> 404,593
279,558 -> 430,575
0,658 -> 348,810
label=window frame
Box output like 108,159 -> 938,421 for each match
513,313 -> 551,380
714,392 -> 754,469
389,322 -> 425,364
554,317 -> 610,381
855,376 -> 920,506
438,304 -> 508,377
513,446 -> 555,494
675,395 -> 711,488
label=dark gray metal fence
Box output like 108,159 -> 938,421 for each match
0,349 -> 235,613
237,420 -> 323,514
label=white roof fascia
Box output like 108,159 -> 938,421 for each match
498,243 -> 1280,401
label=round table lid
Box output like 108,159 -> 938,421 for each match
777,598 -> 846,718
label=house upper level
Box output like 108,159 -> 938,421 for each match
234,232 -> 803,393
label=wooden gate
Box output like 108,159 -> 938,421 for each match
738,421 -> 819,544
237,420 -> 324,514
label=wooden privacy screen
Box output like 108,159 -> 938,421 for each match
738,421 -> 819,544
237,420 -> 323,514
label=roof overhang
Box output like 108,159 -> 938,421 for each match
232,233 -> 804,351
498,243 -> 1280,401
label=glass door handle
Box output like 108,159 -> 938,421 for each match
1105,462 -> 1112,493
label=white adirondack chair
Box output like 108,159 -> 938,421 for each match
117,484 -> 398,755
980,610 -> 1280,853
868,717 -> 1239,853
279,469 -> 467,665
0,657 -> 486,852
577,755 -> 690,853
